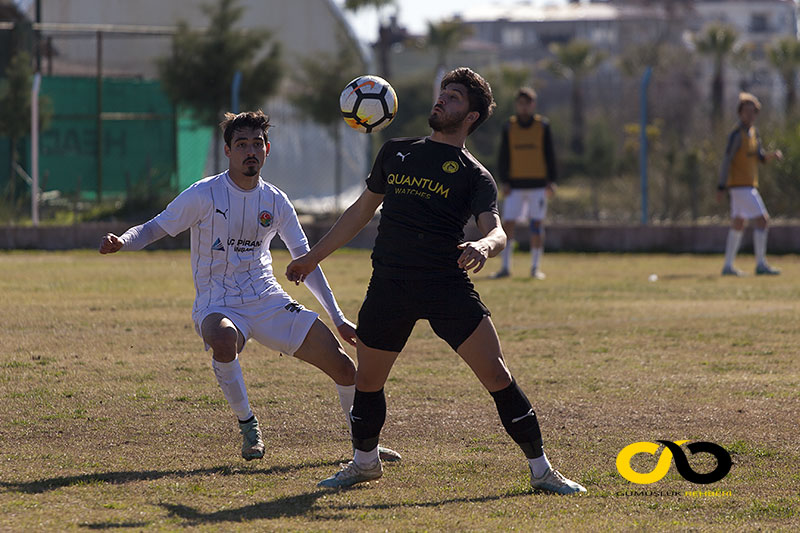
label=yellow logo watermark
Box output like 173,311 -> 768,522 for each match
616,440 -> 732,485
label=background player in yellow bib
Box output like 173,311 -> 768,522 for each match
491,87 -> 557,280
717,93 -> 783,276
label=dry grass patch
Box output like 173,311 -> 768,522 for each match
0,250 -> 798,531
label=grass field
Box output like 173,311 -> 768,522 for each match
1,249 -> 798,532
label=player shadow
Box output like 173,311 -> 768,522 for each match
149,488 -> 532,526
0,460 -> 340,494
656,273 -> 719,281
156,491 -> 341,524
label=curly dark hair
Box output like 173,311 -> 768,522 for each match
440,67 -> 496,134
220,110 -> 272,147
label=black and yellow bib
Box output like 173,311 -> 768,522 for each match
508,115 -> 547,180
727,126 -> 759,188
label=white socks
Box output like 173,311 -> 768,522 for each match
531,247 -> 542,272
212,357 -> 253,422
754,228 -> 768,266
724,229 -> 743,268
336,383 -> 356,431
529,453 -> 553,478
501,240 -> 512,271
354,446 -> 380,467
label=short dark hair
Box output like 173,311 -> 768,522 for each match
220,110 -> 271,146
516,87 -> 537,102
440,67 -> 496,134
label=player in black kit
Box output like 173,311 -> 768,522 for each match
286,68 -> 585,494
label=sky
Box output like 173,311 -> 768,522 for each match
338,0 -> 569,43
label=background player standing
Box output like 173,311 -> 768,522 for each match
717,92 -> 783,276
491,87 -> 557,280
99,110 -> 399,463
287,69 -> 585,495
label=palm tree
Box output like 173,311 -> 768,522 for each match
767,37 -> 800,118
426,19 -> 473,100
344,0 -> 397,78
693,23 -> 738,129
543,39 -> 605,156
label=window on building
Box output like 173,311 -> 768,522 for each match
501,26 -> 524,47
750,13 -> 769,33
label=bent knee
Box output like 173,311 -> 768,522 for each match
204,325 -> 239,357
329,341 -> 357,381
492,372 -> 513,391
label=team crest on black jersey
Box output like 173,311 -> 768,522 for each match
259,210 -> 273,227
442,161 -> 459,174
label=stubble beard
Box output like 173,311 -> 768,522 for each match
428,108 -> 467,134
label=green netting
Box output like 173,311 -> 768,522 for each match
177,113 -> 212,191
0,76 -> 180,200
38,76 -> 176,198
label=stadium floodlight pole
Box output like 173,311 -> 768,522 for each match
31,72 -> 41,227
231,70 -> 242,113
640,66 -> 652,225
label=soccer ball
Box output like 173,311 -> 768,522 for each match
339,75 -> 398,133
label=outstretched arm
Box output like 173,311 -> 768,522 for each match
288,243 -> 356,346
99,219 -> 168,254
456,211 -> 507,273
286,188 -> 384,283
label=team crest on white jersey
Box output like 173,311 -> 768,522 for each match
259,210 -> 273,227
211,237 -> 225,252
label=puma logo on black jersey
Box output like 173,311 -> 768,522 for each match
396,151 -> 411,162
215,208 -> 228,219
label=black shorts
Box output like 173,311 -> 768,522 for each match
356,276 -> 490,352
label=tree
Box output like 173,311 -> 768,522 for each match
426,19 -> 473,101
157,0 -> 282,171
694,23 -> 738,130
289,38 -> 363,212
585,120 -> 616,220
767,37 -> 800,118
543,40 -> 605,156
344,0 -> 398,79
0,51 -> 51,203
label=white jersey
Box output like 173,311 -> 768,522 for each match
154,171 -> 309,316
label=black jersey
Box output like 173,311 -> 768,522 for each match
366,136 -> 498,280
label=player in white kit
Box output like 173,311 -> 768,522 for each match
100,111 -> 400,463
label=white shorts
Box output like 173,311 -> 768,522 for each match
729,187 -> 768,220
192,290 -> 318,356
502,188 -> 547,222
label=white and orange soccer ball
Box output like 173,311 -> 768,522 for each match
339,75 -> 398,133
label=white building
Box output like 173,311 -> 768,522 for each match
690,0 -> 799,115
